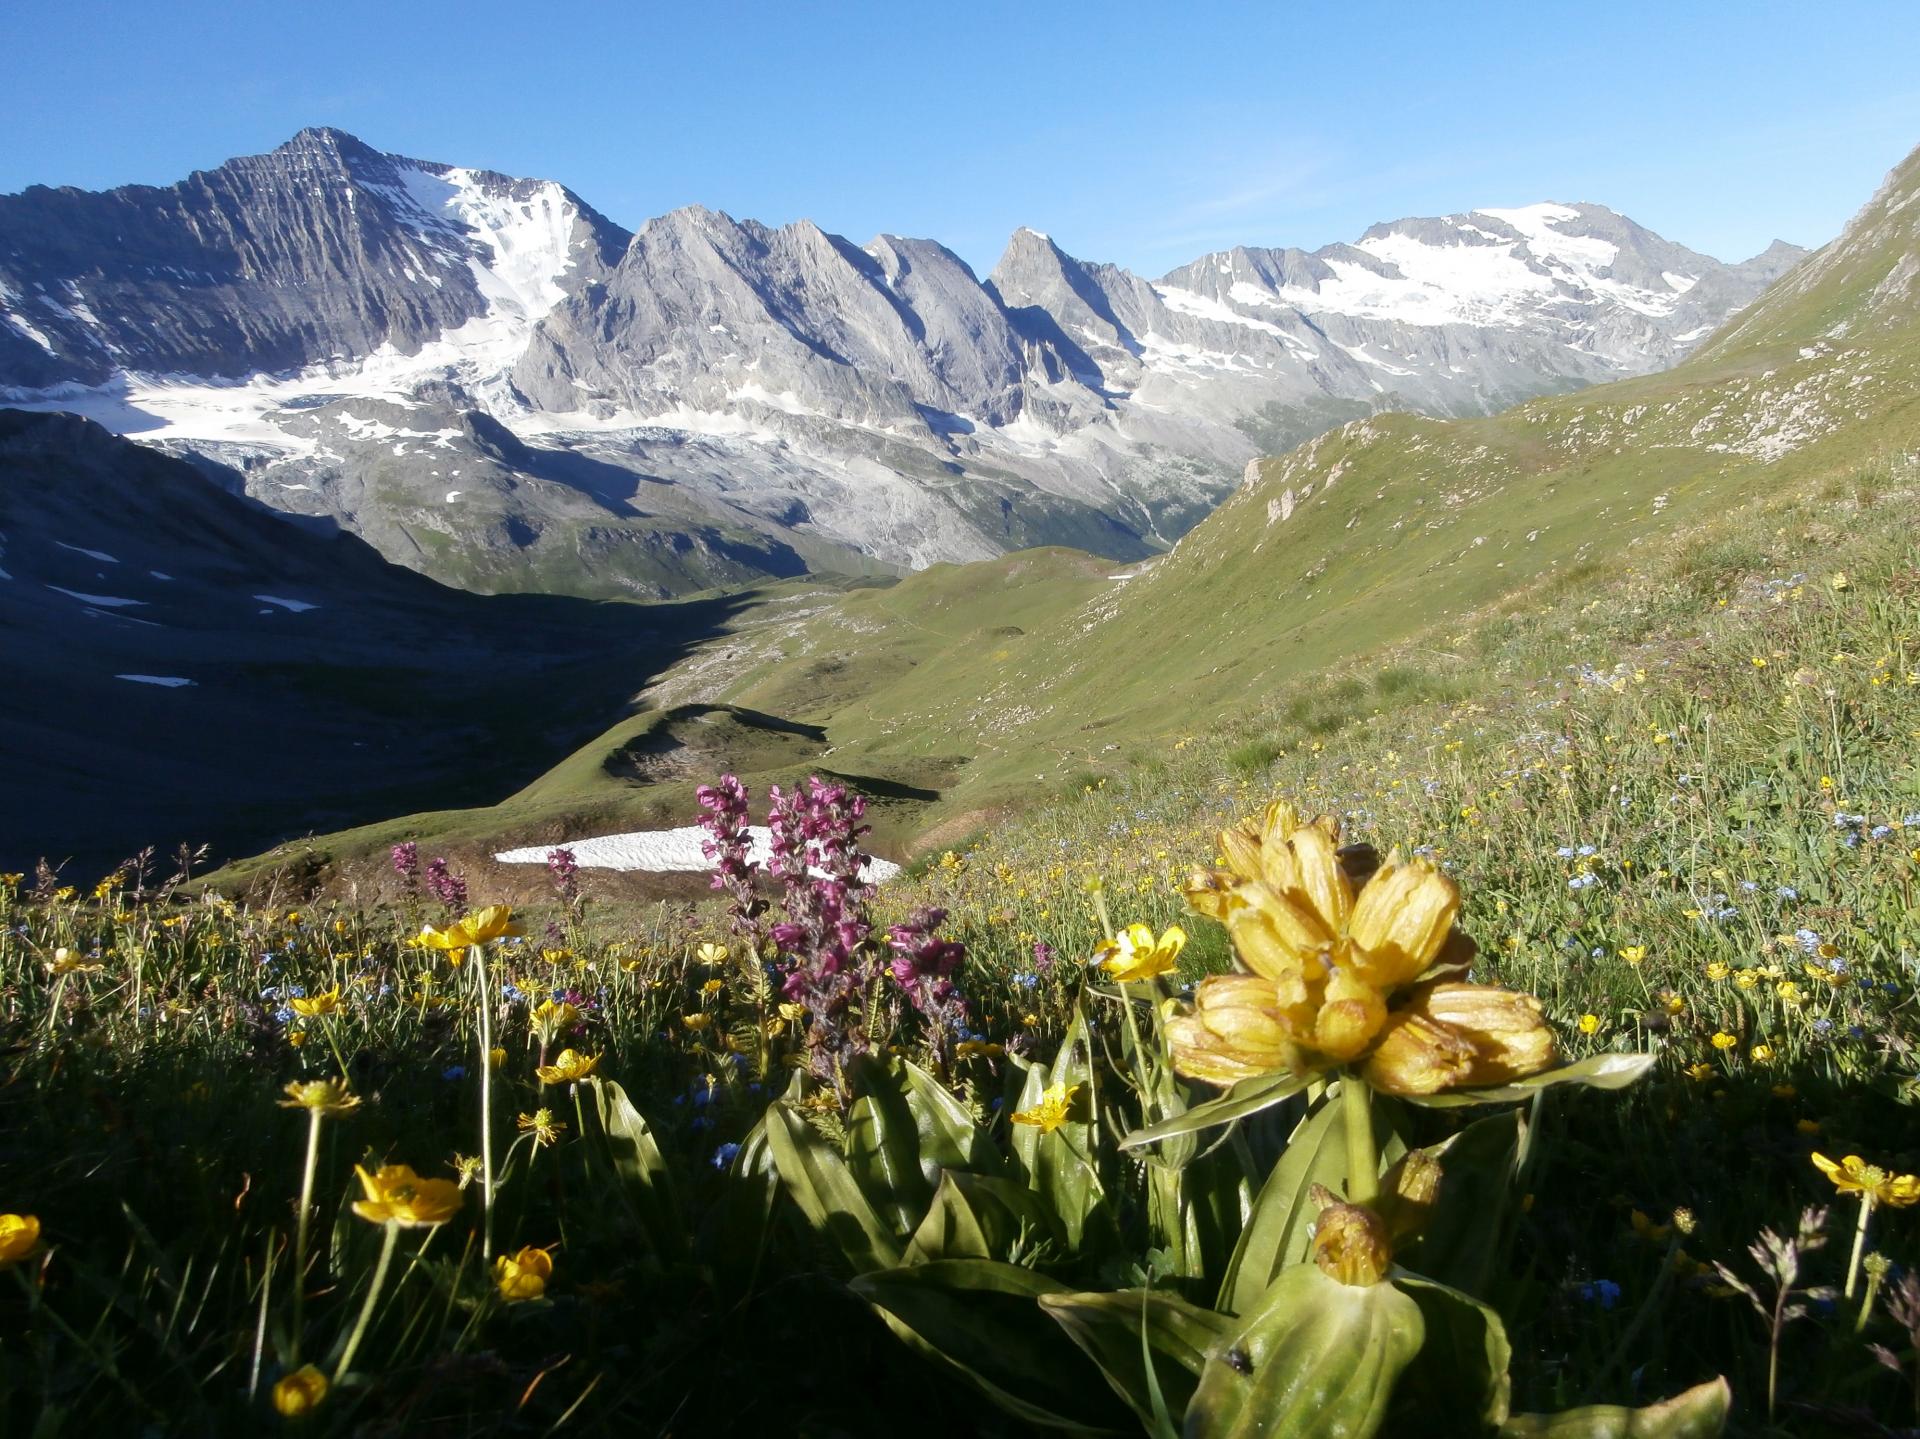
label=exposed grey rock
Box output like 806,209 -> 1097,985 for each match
0,133 -> 1808,595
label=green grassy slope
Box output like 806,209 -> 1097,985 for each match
228,143 -> 1920,882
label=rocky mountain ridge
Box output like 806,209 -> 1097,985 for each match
1,129 -> 1807,595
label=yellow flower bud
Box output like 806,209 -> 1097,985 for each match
1311,1201 -> 1393,1286
273,1364 -> 329,1416
1377,1149 -> 1445,1241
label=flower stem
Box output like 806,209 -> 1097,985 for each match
472,940 -> 497,1262
291,1108 -> 324,1364
333,1220 -> 398,1382
1845,1193 -> 1873,1300
1342,1072 -> 1378,1206
320,1015 -> 350,1083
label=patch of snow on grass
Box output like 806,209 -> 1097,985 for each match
495,826 -> 902,883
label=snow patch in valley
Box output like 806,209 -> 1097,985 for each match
47,586 -> 143,607
254,594 -> 319,612
55,541 -> 119,563
116,674 -> 194,688
495,826 -> 902,883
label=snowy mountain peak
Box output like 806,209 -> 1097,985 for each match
0,130 -> 1815,598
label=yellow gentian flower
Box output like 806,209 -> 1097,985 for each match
1095,922 -> 1187,984
349,1164 -> 464,1227
1166,802 -> 1554,1097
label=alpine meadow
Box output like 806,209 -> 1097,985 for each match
4,14 -> 1920,1436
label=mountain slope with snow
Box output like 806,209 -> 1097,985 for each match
0,131 -> 1807,596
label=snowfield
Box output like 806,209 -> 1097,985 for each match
494,825 -> 903,883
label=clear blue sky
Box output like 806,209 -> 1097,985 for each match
6,0 -> 1919,277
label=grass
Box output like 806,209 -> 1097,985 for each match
7,454 -> 1920,1432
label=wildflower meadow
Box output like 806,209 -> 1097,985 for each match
2,480 -> 1919,1436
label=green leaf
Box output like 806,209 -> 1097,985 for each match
1012,1012 -> 1106,1250
1394,1272 -> 1513,1428
903,1059 -> 1003,1177
763,1101 -> 902,1275
1497,1377 -> 1731,1438
588,1077 -> 685,1258
1184,1263 -> 1425,1439
850,1259 -> 1131,1432
1397,1053 -> 1657,1108
704,1115 -> 778,1297
1120,1070 -> 1314,1150
1396,1109 -> 1524,1299
905,1169 -> 1057,1263
1217,1096 -> 1343,1315
844,1058 -> 935,1238
1039,1287 -> 1235,1427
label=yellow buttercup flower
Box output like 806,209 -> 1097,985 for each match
0,1214 -> 41,1268
1577,1013 -> 1601,1035
489,1046 -> 509,1070
418,905 -> 523,962
1812,1153 -> 1920,1207
535,1049 -> 601,1085
1619,946 -> 1648,966
1010,1081 -> 1081,1134
46,948 -> 104,976
515,1108 -> 567,1147
1095,922 -> 1187,984
1750,1044 -> 1775,1064
289,987 -> 341,1018
682,1013 -> 713,1032
278,1079 -> 361,1115
1705,962 -> 1731,982
1167,803 -> 1552,1097
349,1164 -> 464,1227
530,999 -> 578,1046
493,1245 -> 553,1302
1710,1032 -> 1737,1050
696,942 -> 729,966
272,1364 -> 330,1417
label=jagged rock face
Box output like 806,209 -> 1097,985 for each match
0,131 -> 1811,594
0,127 -> 628,387
516,212 -> 1047,429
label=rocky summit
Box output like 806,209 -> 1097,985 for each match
1,130 -> 1804,597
